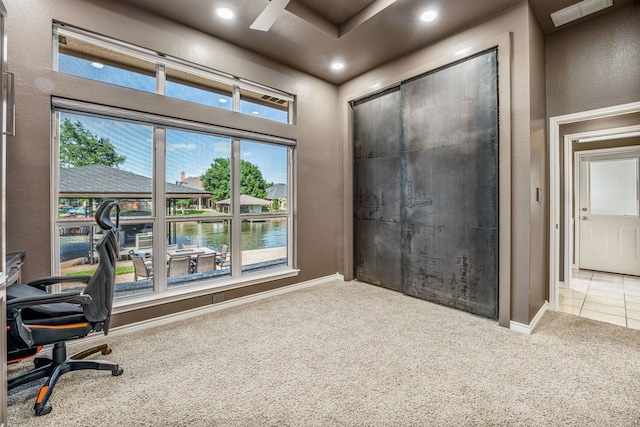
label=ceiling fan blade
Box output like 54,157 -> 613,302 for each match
250,0 -> 291,31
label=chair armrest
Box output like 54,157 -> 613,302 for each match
25,275 -> 92,291
7,292 -> 92,311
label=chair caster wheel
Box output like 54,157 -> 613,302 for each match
113,367 -> 124,376
102,347 -> 112,355
35,403 -> 52,416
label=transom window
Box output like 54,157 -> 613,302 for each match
53,23 -> 294,124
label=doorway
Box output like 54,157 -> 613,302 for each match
575,148 -> 640,277
549,101 -> 640,312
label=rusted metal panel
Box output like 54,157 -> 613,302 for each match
353,50 -> 498,319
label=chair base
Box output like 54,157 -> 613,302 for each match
8,341 -> 123,416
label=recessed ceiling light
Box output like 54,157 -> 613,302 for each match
252,111 -> 260,115
91,62 -> 104,69
216,7 -> 234,20
331,61 -> 345,71
420,10 -> 438,22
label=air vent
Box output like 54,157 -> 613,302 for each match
550,0 -> 613,27
261,94 -> 287,105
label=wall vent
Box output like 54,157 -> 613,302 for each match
261,94 -> 287,105
551,0 -> 613,27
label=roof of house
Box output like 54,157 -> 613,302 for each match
180,176 -> 205,191
215,194 -> 272,206
266,183 -> 287,200
59,164 -> 210,198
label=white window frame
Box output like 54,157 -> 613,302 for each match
51,104 -> 298,312
52,23 -> 295,124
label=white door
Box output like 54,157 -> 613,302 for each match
578,151 -> 640,276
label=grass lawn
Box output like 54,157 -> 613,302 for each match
66,265 -> 134,277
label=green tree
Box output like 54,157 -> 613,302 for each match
201,158 -> 268,201
59,118 -> 125,168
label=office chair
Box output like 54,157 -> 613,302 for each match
6,200 -> 124,416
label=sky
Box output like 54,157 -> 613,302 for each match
58,54 -> 289,185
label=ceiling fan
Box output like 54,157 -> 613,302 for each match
250,0 -> 291,31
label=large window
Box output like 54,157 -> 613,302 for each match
51,24 -> 296,304
53,105 -> 295,300
54,24 -> 293,124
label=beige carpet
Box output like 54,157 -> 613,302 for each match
7,279 -> 640,426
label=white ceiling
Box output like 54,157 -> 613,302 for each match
115,0 -> 633,84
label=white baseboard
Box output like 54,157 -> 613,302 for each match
70,273 -> 343,351
510,301 -> 549,335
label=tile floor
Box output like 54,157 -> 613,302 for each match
559,269 -> 640,329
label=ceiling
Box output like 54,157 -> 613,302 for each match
116,0 -> 633,84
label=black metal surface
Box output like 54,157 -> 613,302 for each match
353,88 -> 402,291
353,50 -> 498,319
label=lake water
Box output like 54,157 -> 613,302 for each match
172,218 -> 287,251
60,217 -> 287,262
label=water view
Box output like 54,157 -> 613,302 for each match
60,218 -> 287,263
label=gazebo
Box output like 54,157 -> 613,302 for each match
59,163 -> 212,244
215,194 -> 272,214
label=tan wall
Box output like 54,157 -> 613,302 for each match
528,4 -> 548,321
4,0 -> 339,325
546,4 -> 640,118
338,1 -> 544,325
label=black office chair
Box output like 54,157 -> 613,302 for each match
6,200 -> 124,416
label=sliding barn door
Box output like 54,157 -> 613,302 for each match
353,88 -> 402,291
353,50 -> 499,319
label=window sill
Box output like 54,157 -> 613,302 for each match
112,267 -> 300,314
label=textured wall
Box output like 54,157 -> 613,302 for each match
354,51 -> 499,319
546,4 -> 640,117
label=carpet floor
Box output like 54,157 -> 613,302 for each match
7,279 -> 640,426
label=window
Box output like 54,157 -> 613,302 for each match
53,24 -> 294,124
51,24 -> 297,305
240,141 -> 289,272
53,100 -> 295,302
57,34 -> 156,93
165,67 -> 233,111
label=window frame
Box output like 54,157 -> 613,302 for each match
51,95 -> 297,311
53,23 -> 295,124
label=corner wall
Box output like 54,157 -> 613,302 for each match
4,0 -> 340,325
547,3 -> 640,288
546,4 -> 640,118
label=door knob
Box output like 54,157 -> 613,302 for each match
581,207 -> 587,211
582,216 -> 588,220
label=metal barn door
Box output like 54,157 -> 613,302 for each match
353,49 -> 499,319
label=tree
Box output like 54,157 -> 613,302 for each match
59,118 -> 125,168
201,158 -> 268,201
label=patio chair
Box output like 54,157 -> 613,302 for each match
182,242 -> 199,249
215,244 -> 230,269
166,244 -> 178,251
168,255 -> 191,277
196,253 -> 216,273
130,251 -> 153,281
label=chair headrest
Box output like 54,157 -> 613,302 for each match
95,200 -> 120,231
